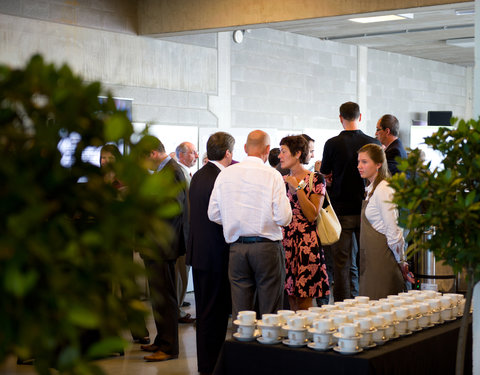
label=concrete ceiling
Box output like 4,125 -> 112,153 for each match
268,2 -> 475,66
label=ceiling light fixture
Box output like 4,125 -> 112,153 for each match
233,30 -> 245,43
446,37 -> 475,48
349,14 -> 413,23
455,9 -> 475,16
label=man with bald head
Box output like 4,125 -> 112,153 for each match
208,130 -> 292,319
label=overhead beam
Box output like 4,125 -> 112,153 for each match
138,0 -> 471,36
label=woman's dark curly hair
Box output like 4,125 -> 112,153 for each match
279,135 -> 309,164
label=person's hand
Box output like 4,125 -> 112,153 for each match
324,172 -> 333,186
283,175 -> 298,190
399,262 -> 415,283
314,160 -> 322,172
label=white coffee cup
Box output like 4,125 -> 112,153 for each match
288,328 -> 307,344
371,315 -> 386,328
301,312 -> 318,327
338,337 -> 359,352
312,318 -> 334,333
261,325 -> 280,342
372,327 -> 385,343
393,307 -> 409,321
277,310 -> 295,324
286,315 -> 306,329
332,314 -> 348,328
384,324 -> 395,339
354,317 -> 374,332
237,324 -> 255,338
378,311 -> 395,325
339,323 -> 359,338
395,319 -> 408,335
359,330 -> 373,348
312,332 -> 332,349
308,307 -> 324,314
262,313 -> 280,326
355,296 -> 370,304
237,310 -> 256,325
350,307 -> 369,318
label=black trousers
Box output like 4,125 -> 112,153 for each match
193,268 -> 231,373
144,259 -> 179,356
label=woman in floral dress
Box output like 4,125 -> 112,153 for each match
279,135 -> 329,311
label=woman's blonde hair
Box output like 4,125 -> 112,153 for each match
358,143 -> 390,199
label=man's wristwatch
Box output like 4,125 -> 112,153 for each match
296,180 -> 307,191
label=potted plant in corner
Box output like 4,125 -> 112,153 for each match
389,118 -> 480,375
0,55 -> 179,374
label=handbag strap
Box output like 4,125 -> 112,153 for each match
308,171 -> 333,206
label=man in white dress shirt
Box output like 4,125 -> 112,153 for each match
208,130 -> 292,320
175,141 -> 198,323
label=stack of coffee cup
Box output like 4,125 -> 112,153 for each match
333,323 -> 362,354
257,313 -> 281,344
354,317 -> 376,349
283,315 -> 308,347
233,311 -> 257,341
308,318 -> 335,351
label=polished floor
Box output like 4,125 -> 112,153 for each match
1,292 -> 226,375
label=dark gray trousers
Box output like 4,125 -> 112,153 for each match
229,241 -> 285,320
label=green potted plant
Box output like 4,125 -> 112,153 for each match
389,118 -> 480,375
0,55 -> 179,374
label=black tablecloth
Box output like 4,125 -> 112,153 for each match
214,316 -> 472,375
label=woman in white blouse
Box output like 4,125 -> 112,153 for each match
357,144 -> 413,299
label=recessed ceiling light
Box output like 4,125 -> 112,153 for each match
455,9 -> 474,16
446,37 -> 475,48
349,14 -> 411,23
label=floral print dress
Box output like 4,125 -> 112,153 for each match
283,172 -> 330,298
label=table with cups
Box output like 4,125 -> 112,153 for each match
215,290 -> 472,375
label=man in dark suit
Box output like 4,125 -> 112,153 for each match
139,135 -> 188,362
375,114 -> 407,175
186,132 -> 235,375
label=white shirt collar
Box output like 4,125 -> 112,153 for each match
209,160 -> 226,171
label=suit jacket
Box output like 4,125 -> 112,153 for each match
186,162 -> 229,272
385,138 -> 407,176
157,158 -> 189,261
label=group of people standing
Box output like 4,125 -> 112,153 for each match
101,100 -> 414,375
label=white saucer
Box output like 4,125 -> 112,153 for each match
333,332 -> 362,340
411,327 -> 422,332
282,339 -> 308,348
233,319 -> 256,326
390,333 -> 400,339
444,316 -> 456,321
308,328 -> 336,334
333,346 -> 363,355
257,336 -> 281,345
283,325 -> 307,331
399,330 -> 412,337
364,342 -> 377,349
307,342 -> 334,351
257,320 -> 281,327
233,332 -> 259,342
373,337 -> 387,345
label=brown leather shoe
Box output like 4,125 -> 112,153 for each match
144,350 -> 178,362
140,344 -> 160,352
178,313 -> 196,324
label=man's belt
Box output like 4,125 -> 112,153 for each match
234,236 -> 278,244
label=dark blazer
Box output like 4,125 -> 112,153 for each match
385,138 -> 407,176
186,162 -> 229,272
157,158 -> 188,261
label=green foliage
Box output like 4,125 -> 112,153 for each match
0,55 -> 179,374
389,118 -> 480,282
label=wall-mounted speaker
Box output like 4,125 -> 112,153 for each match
427,111 -> 452,126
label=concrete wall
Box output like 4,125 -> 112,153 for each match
0,6 -> 469,146
0,0 -> 137,34
367,48 -> 467,144
231,28 -> 468,145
